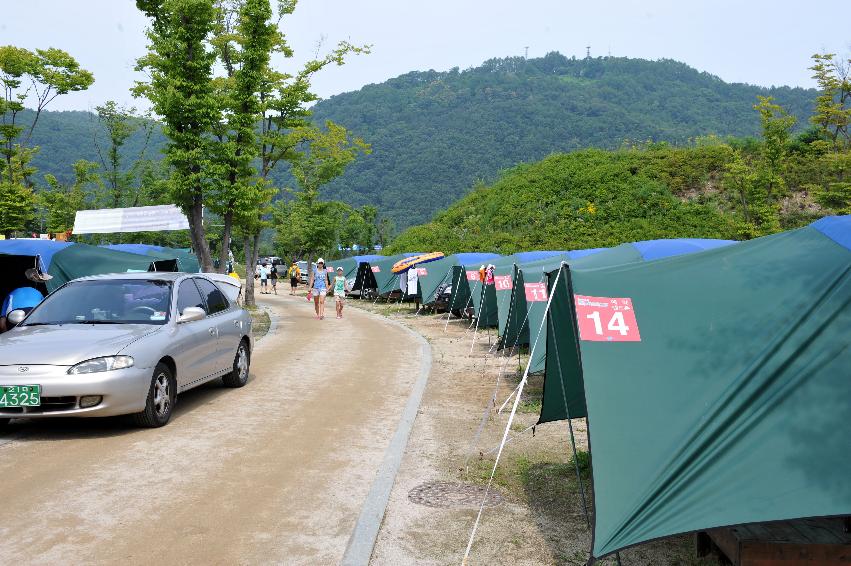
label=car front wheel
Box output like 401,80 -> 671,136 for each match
133,363 -> 176,428
223,340 -> 250,388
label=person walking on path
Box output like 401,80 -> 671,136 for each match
333,266 -> 349,319
270,263 -> 279,295
259,262 -> 270,295
308,258 -> 330,319
288,261 -> 300,295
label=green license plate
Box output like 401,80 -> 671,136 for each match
0,385 -> 41,407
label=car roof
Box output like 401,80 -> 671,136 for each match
71,272 -> 201,283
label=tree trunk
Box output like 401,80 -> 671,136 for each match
219,209 -> 233,274
188,192 -> 214,272
243,237 -> 256,307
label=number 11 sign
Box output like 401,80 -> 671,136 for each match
574,295 -> 641,342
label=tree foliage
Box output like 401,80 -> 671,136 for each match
134,0 -> 220,271
387,122 -> 851,254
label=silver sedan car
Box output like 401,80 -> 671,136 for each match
0,272 -> 253,428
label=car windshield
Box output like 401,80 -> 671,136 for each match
22,279 -> 172,326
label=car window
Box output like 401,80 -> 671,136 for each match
177,279 -> 206,315
21,279 -> 172,326
195,278 -> 229,315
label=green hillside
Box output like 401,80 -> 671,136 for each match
385,139 -> 837,254
22,109 -> 166,180
310,53 -> 815,227
22,53 -> 816,230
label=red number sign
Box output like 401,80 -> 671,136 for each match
494,275 -> 513,291
574,295 -> 641,342
371,266 -> 381,273
524,282 -> 548,302
416,267 -> 428,276
466,270 -> 480,281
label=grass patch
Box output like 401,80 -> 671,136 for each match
518,400 -> 542,414
569,450 -> 591,475
248,307 -> 271,339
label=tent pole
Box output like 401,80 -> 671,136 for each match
469,299 -> 483,354
549,264 -> 591,528
444,268 -> 462,332
462,267 -> 563,565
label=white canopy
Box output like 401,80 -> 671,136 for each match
74,205 -> 189,234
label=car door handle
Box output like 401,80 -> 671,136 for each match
233,320 -> 242,328
208,327 -> 217,336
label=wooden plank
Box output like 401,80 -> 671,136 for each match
695,532 -> 713,557
709,528 -> 741,565
740,540 -> 851,565
709,519 -> 851,565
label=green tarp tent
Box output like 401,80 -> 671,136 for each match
538,216 -> 851,560
102,244 -> 200,273
369,254 -> 409,296
500,255 -> 573,372
350,253 -> 425,296
468,252 -> 585,328
502,239 -> 736,374
0,240 -> 163,294
326,257 -> 357,281
413,253 -> 501,305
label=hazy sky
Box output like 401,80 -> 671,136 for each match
3,0 -> 850,112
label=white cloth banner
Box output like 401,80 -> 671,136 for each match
406,267 -> 419,295
74,205 -> 190,234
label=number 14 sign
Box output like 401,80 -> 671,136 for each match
574,295 -> 641,342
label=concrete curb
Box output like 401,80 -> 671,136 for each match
341,306 -> 433,566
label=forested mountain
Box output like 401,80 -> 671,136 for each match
310,53 -> 815,227
23,109 -> 166,179
24,53 -> 816,228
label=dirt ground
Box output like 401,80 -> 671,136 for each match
356,300 -> 713,566
0,292 -> 423,565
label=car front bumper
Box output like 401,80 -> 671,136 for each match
0,364 -> 153,418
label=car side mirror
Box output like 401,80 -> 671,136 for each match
178,306 -> 206,323
6,309 -> 26,326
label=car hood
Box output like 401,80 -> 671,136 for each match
0,324 -> 160,366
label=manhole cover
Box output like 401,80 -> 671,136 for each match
408,481 -> 504,508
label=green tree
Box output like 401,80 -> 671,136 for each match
134,0 -> 220,271
0,45 -> 93,182
813,151 -> 851,214
809,53 -> 851,151
271,123 -> 369,266
0,181 -> 35,237
358,204 -> 377,251
209,0 -> 277,274
40,160 -> 100,233
93,101 -> 140,208
753,95 -> 796,196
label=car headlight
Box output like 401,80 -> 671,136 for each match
68,356 -> 135,375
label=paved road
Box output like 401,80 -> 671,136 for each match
0,294 -> 422,565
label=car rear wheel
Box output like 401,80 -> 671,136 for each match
133,363 -> 176,428
223,340 -> 250,388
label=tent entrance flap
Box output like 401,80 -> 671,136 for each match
149,259 -> 179,272
0,254 -> 49,306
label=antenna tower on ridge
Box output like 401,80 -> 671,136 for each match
524,46 -> 529,59
586,45 -> 591,58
